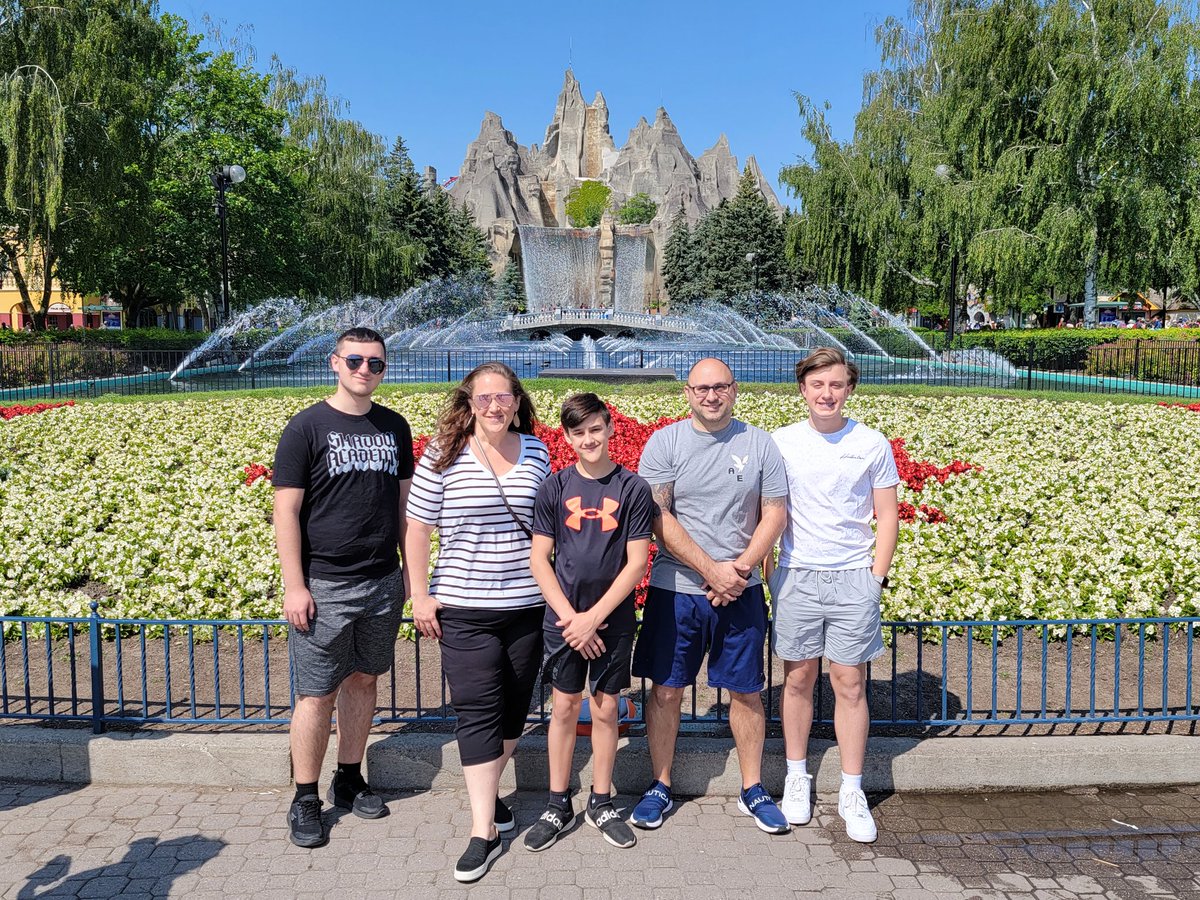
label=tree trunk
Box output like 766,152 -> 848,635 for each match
1082,228 -> 1099,327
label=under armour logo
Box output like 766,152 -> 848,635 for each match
730,454 -> 748,472
565,496 -> 619,531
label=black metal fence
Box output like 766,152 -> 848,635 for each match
2,341 -> 1200,402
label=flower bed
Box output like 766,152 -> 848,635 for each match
0,390 -> 1197,633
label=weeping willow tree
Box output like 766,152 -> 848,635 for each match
784,0 -> 1200,325
0,1 -> 172,328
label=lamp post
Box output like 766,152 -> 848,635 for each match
209,164 -> 246,323
745,251 -> 759,291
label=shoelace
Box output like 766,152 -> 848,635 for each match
785,776 -> 809,802
842,790 -> 870,818
295,798 -> 322,824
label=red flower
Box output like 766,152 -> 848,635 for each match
1158,401 -> 1200,412
243,463 -> 273,486
0,400 -> 74,421
889,437 -> 981,493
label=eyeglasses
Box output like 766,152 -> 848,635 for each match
471,392 -> 515,410
686,382 -> 734,397
335,354 -> 386,375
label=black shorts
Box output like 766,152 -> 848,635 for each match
438,604 -> 544,766
542,628 -> 634,696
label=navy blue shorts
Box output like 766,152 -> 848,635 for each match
631,585 -> 767,694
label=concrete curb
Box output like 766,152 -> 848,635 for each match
1,725 -> 1196,794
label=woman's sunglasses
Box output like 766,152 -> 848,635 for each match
335,354 -> 386,375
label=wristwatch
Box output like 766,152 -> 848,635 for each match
872,573 -> 890,589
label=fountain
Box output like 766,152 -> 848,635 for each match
163,278 -> 1019,390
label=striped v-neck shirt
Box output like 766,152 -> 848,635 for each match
407,433 -> 551,610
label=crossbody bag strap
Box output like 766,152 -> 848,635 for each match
474,436 -> 534,539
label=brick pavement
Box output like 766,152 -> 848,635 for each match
0,781 -> 1197,899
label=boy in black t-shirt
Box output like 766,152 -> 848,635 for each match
526,393 -> 655,852
273,327 -> 414,849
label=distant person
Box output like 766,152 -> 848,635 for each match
768,347 -> 899,843
524,393 -> 654,853
273,327 -> 413,849
405,362 -> 550,883
630,358 -> 790,835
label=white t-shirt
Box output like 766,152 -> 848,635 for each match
771,418 -> 900,570
407,433 -> 550,610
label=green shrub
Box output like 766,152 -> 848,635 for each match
0,327 -> 207,350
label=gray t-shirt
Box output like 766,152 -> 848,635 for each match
639,417 -> 788,593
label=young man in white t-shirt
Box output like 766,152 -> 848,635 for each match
768,347 -> 900,843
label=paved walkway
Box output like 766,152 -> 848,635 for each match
0,781 -> 1197,899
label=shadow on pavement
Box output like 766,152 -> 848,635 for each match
17,835 -> 225,899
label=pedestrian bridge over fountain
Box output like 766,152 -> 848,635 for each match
501,308 -> 700,339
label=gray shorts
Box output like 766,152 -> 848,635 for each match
769,566 -> 885,666
289,569 -> 404,697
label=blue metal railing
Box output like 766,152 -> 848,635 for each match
3,342 -> 1200,402
1,605 -> 1197,733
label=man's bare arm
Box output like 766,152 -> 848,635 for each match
735,495 -> 788,576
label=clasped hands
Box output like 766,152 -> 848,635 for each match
556,610 -> 607,659
704,558 -> 754,606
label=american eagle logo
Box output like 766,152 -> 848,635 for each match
729,454 -> 748,473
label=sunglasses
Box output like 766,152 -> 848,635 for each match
471,392 -> 515,411
335,354 -> 386,375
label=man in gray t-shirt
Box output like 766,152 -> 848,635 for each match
630,358 -> 790,835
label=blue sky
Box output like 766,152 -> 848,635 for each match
158,0 -> 905,200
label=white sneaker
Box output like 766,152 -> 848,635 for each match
781,772 -> 813,825
838,787 -> 877,843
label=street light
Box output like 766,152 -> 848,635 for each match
745,251 -> 759,291
210,164 -> 246,323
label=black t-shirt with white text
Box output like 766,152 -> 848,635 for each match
273,400 -> 415,581
532,464 -> 654,636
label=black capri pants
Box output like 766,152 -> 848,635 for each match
438,604 -> 544,766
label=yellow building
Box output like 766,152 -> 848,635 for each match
0,268 -> 117,330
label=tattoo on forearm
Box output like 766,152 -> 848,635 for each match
762,496 -> 786,509
651,481 -> 674,515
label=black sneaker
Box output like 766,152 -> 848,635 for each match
494,795 -> 515,834
327,771 -> 387,819
287,796 -> 327,848
586,802 -> 637,849
453,833 -> 502,882
522,803 -> 574,852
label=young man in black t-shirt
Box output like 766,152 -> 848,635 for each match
526,393 -> 655,852
273,327 -> 414,848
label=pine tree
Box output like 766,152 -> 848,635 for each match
495,259 -> 526,312
695,167 -> 786,299
662,208 -> 700,307
447,201 -> 490,277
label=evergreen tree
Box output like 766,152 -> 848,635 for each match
696,167 -> 786,299
377,136 -> 429,293
495,259 -> 526,312
662,208 -> 700,307
447,201 -> 490,277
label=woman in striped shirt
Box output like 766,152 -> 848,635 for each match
405,361 -> 550,882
